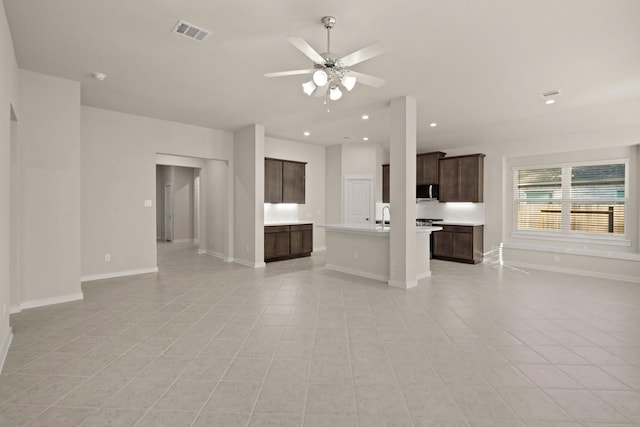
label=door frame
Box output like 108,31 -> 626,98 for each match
343,175 -> 374,225
164,184 -> 173,241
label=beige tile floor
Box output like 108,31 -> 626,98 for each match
1,242 -> 639,426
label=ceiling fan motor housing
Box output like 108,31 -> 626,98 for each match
322,16 -> 336,29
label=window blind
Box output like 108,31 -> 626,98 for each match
515,162 -> 626,235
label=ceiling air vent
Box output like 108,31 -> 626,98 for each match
540,89 -> 562,98
173,20 -> 210,42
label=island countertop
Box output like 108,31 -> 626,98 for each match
264,221 -> 314,226
321,224 -> 442,235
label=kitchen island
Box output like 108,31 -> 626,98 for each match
321,224 -> 442,284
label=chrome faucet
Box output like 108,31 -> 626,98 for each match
381,205 -> 390,230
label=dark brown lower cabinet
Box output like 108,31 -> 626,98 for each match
432,225 -> 483,264
290,224 -> 313,256
264,224 -> 313,262
264,226 -> 290,261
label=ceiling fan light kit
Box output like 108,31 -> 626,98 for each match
265,16 -> 386,106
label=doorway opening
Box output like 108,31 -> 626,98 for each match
9,104 -> 20,312
156,165 -> 199,244
154,155 -> 231,267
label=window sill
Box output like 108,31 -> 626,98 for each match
510,230 -> 631,247
502,241 -> 640,262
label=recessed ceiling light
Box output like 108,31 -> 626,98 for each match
362,115 -> 369,120
545,99 -> 556,105
91,72 -> 107,81
303,131 -> 310,136
363,137 -> 369,141
430,122 -> 437,127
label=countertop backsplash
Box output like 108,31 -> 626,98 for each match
416,200 -> 485,224
264,203 -> 299,224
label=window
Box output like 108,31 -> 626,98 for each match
515,161 -> 627,236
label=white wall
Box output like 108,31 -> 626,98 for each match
171,166 -> 195,242
155,165 -> 171,239
81,106 -> 233,280
325,145 -> 342,224
265,137 -> 326,250
233,125 -> 264,267
16,70 -> 82,308
326,143 -> 384,226
0,0 -> 19,365
204,159 -> 231,259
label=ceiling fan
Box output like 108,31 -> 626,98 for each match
265,16 -> 387,102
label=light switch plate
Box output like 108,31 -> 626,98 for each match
144,200 -> 152,207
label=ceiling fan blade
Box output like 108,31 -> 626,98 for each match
286,36 -> 325,64
347,71 -> 385,88
264,69 -> 313,78
339,41 -> 387,67
314,84 -> 329,97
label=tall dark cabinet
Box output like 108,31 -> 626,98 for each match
438,153 -> 485,202
265,158 -> 306,204
382,164 -> 390,203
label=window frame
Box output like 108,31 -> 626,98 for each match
512,158 -> 629,245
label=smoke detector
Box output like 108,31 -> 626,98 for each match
173,20 -> 211,42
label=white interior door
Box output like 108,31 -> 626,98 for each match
345,177 -> 372,225
164,184 -> 173,241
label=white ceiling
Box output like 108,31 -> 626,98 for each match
4,0 -> 640,151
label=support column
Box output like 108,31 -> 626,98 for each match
388,97 -> 417,289
233,124 -> 265,268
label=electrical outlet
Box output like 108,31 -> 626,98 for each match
144,200 -> 153,207
354,251 -> 359,259
553,255 -> 560,263
105,254 -> 111,262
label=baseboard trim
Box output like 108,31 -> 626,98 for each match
81,267 -> 159,282
0,329 -> 13,373
505,260 -> 640,284
325,264 -> 388,283
12,292 -> 84,313
388,279 -> 419,289
204,250 -> 233,263
234,258 -> 266,268
416,271 -> 432,280
172,238 -> 197,244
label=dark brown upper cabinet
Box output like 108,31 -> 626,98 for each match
382,164 -> 390,203
265,158 -> 283,203
438,153 -> 485,202
416,151 -> 446,185
264,158 -> 306,204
